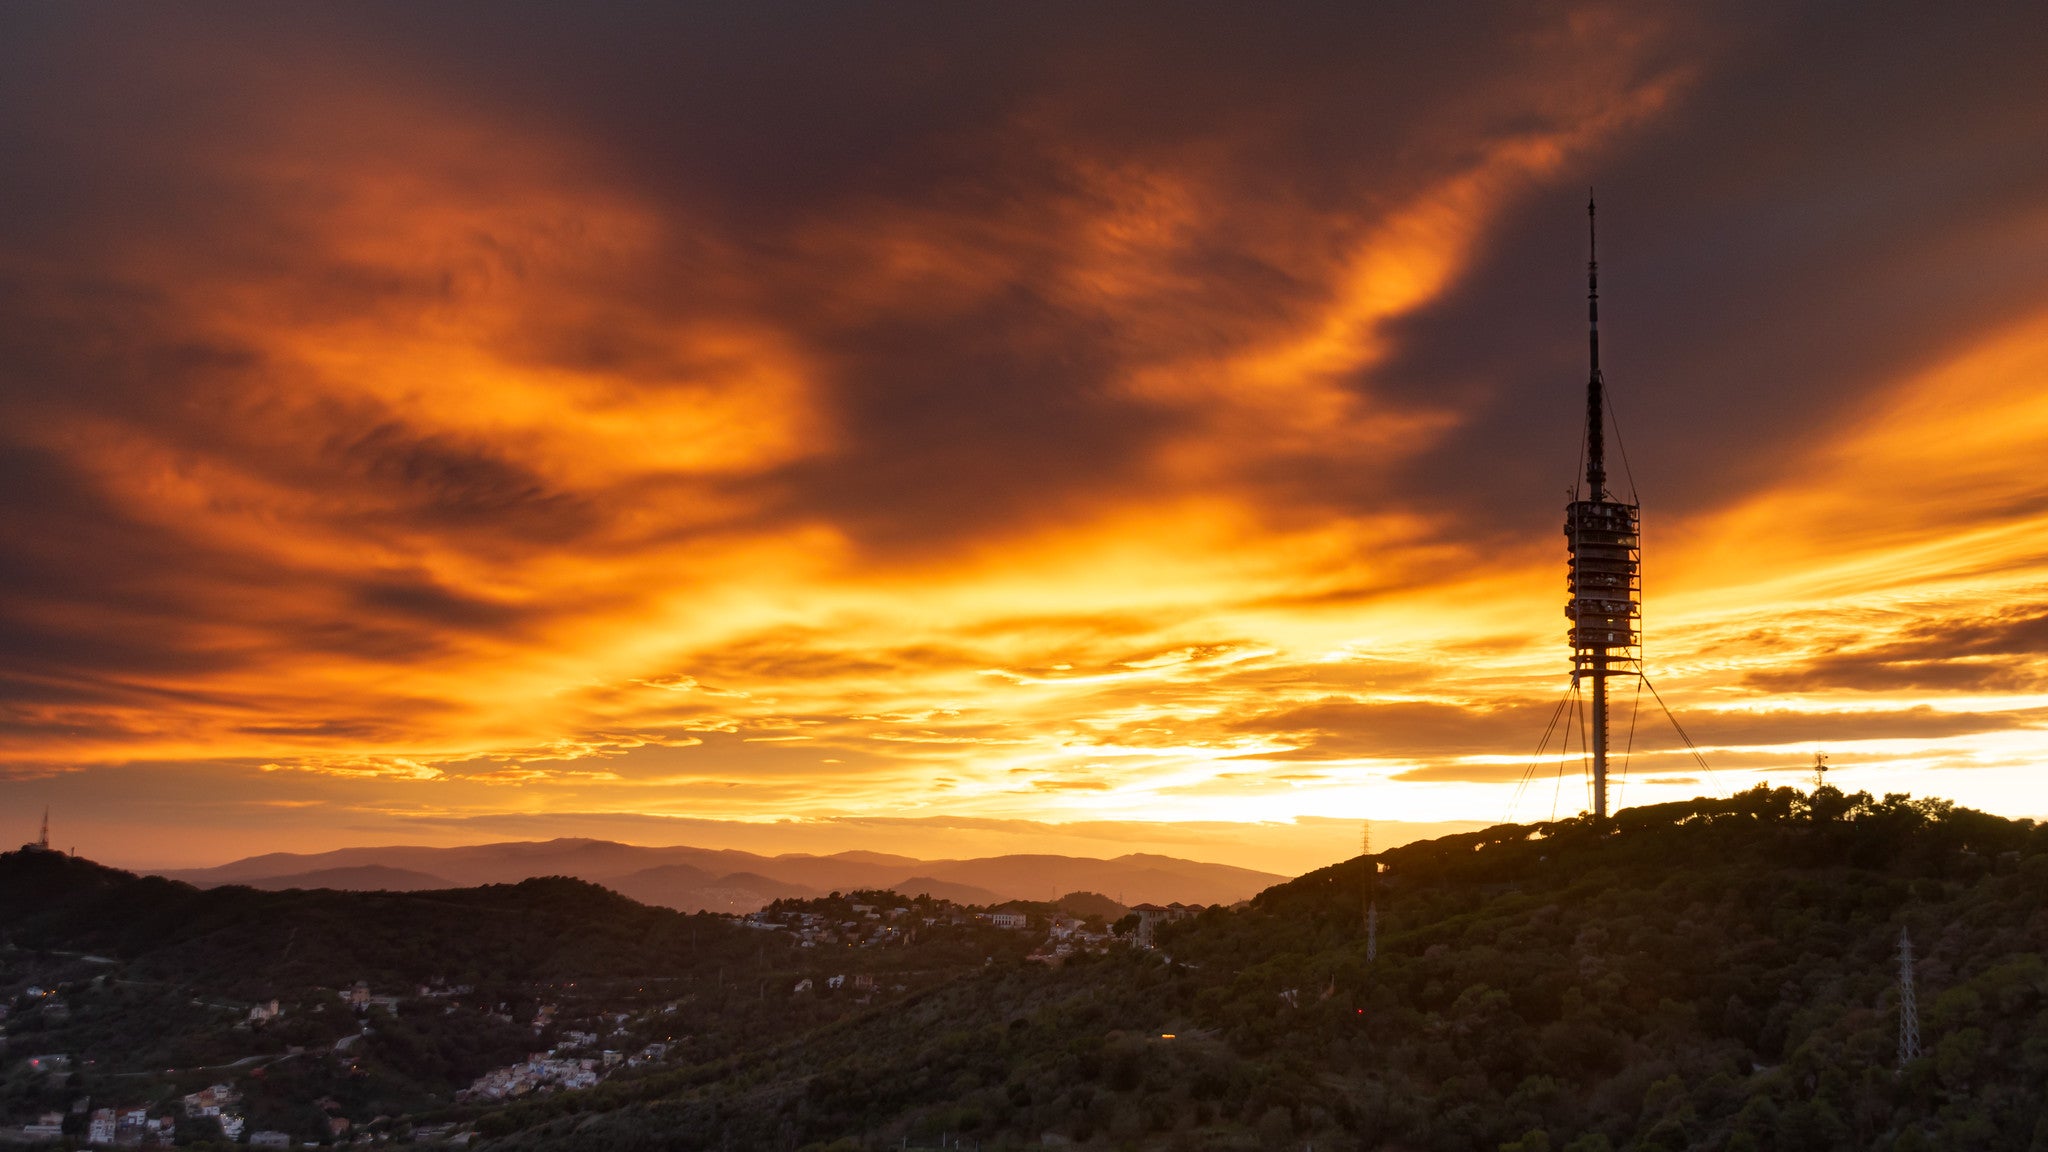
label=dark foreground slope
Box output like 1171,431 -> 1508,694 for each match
0,854 -> 1039,1141
477,786 -> 2048,1152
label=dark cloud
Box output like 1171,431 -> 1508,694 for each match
332,422 -> 597,538
1228,697 -> 1562,760
4,0 -> 2048,804
350,574 -> 528,634
1746,607 -> 2048,692
1684,705 -> 2037,745
674,629 -> 991,686
1223,695 -> 2036,769
0,2 -> 1680,560
1746,657 -> 2032,694
1375,2 -> 2048,535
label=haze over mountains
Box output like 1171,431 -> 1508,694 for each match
155,838 -> 1286,912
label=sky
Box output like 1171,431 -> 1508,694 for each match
6,4 -> 2048,872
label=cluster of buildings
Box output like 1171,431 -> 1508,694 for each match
460,1054 -> 601,1101
182,1082 -> 247,1141
80,1105 -> 177,1146
792,973 -> 889,996
748,900 -> 927,948
749,897 -> 1076,949
342,981 -> 404,1012
1128,902 -> 1206,944
20,1084 -> 255,1146
9,1084 -> 258,1146
1030,915 -> 1116,962
750,893 -> 1212,971
16,1084 -> 456,1147
459,1038 -> 670,1102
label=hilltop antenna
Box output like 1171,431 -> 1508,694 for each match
1564,194 -> 1641,823
1360,821 -> 1371,933
1897,926 -> 1921,1067
1811,751 -> 1830,792
1517,200 -> 1718,826
1361,822 -> 1378,963
38,807 -> 49,851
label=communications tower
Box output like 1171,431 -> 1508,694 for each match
1564,197 -> 1641,822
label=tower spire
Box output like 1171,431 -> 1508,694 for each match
38,806 -> 49,851
1586,193 -> 1605,502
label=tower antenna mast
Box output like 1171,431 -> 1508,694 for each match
1564,195 -> 1641,823
38,807 -> 49,851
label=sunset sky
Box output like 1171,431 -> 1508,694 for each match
6,5 -> 2048,872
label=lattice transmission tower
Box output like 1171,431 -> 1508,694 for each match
1897,926 -> 1921,1067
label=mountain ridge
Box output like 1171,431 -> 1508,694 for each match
153,837 -> 1284,912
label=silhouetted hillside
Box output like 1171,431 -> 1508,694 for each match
471,786 -> 2048,1151
0,850 -> 1047,1139
0,850 -> 760,998
890,876 -> 1007,907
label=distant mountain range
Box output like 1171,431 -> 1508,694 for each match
154,838 -> 1287,912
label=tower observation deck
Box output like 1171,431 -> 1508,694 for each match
1567,196 -> 1640,822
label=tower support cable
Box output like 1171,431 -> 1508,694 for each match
1509,684 -> 1578,821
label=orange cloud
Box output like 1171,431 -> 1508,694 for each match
10,5 -> 2048,870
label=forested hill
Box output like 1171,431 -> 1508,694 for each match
0,848 -> 758,995
477,786 -> 2048,1152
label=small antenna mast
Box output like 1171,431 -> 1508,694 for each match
1362,821 -> 1378,963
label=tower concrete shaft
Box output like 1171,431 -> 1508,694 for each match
1592,657 -> 1608,819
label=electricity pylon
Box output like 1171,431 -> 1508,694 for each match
1897,926 -> 1921,1068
